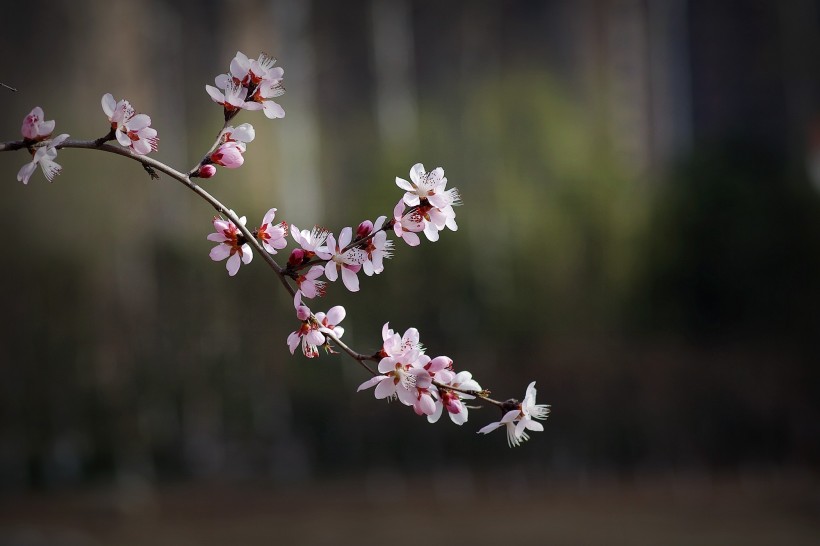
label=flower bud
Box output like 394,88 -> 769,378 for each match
356,220 -> 373,239
288,248 -> 305,267
197,164 -> 217,178
210,142 -> 245,168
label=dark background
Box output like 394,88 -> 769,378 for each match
1,1 -> 819,544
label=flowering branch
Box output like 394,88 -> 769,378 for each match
1,51 -> 550,447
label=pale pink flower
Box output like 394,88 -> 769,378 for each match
357,348 -> 428,406
17,134 -> 69,184
360,216 -> 393,276
215,51 -> 286,119
210,141 -> 245,168
380,323 -> 423,358
206,79 -> 261,118
324,227 -> 366,292
21,107 -> 55,141
101,93 -> 158,155
391,199 -> 424,247
207,215 -> 253,276
478,381 -> 549,447
249,78 -> 286,119
396,163 -> 460,209
222,123 -> 255,145
418,202 -> 459,242
314,305 -> 346,340
296,265 -> 326,299
217,51 -> 284,89
429,370 -> 481,426
287,292 -> 325,358
291,225 -> 332,259
477,410 -> 523,447
257,208 -> 288,254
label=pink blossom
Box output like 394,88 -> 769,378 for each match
21,107 -> 55,141
215,51 -> 286,119
291,225 -> 332,260
429,370 -> 482,426
17,134 -> 69,184
257,208 -> 288,254
101,93 -> 158,155
207,215 -> 253,276
396,163 -> 460,209
210,142 -> 245,168
391,199 -> 424,247
380,323 -> 423,358
360,216 -> 393,276
296,265 -> 326,299
357,348 -> 428,406
222,123 -> 255,145
287,293 -> 332,358
315,305 -> 346,340
324,227 -> 366,292
478,381 -> 549,447
205,79 -> 260,118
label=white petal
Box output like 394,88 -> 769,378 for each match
101,93 -> 116,117
374,378 -> 396,399
358,376 -> 383,392
341,267 -> 359,292
226,253 -> 241,276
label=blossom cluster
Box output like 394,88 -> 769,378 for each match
6,50 -> 550,448
206,51 -> 285,121
16,107 -> 69,184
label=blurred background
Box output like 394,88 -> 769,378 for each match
1,0 -> 819,544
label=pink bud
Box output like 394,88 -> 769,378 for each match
296,305 -> 311,321
356,220 -> 373,239
288,248 -> 305,267
210,142 -> 245,168
21,107 -> 55,141
198,164 -> 217,178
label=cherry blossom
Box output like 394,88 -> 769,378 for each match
390,199 -> 424,247
357,348 -> 428,406
324,227 -> 366,292
210,141 -> 245,168
207,215 -> 253,276
17,134 -> 69,184
217,51 -> 284,90
396,163 -> 460,209
429,370 -> 481,426
380,323 -> 423,358
286,292 -> 336,358
21,107 -> 55,141
291,225 -> 332,260
249,78 -> 286,119
359,216 -> 393,276
315,305 -> 346,340
222,123 -> 255,145
478,381 -> 550,447
296,265 -> 326,299
206,79 -> 261,119
257,208 -> 288,254
214,51 -> 286,119
101,93 -> 159,155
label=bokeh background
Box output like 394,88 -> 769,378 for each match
1,1 -> 819,544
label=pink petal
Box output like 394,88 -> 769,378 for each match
226,253 -> 241,276
374,378 -> 396,399
262,100 -> 285,119
357,376 -> 383,392
101,94 -> 116,117
209,244 -> 230,261
341,267 -> 359,292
